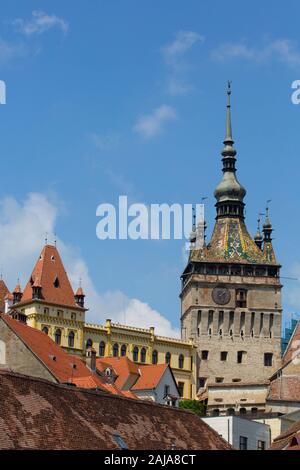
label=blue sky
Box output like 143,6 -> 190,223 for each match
0,0 -> 300,334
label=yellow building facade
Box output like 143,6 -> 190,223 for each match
12,244 -> 197,400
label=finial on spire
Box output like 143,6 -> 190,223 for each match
45,232 -> 48,245
225,80 -> 233,143
192,207 -> 196,231
54,233 -> 57,247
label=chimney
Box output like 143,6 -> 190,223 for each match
86,347 -> 96,371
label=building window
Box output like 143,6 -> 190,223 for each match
177,381 -> 184,397
113,343 -> 119,357
232,378 -> 241,383
99,341 -> 105,356
198,377 -> 206,388
86,338 -> 93,349
164,385 -> 170,397
201,350 -> 209,360
121,344 -> 127,357
239,408 -> 247,415
44,308 -> 49,315
152,349 -> 158,364
165,352 -> 171,365
68,331 -> 75,347
54,329 -> 61,345
251,407 -> 258,416
212,409 -> 220,417
227,408 -> 235,416
257,440 -> 265,451
237,351 -> 247,364
220,351 -> 228,361
133,346 -> 139,362
239,436 -> 248,450
215,377 -> 224,383
178,354 -> 184,369
236,289 -> 247,308
57,310 -> 63,318
53,277 -> 60,288
264,352 -> 273,367
42,326 -> 48,335
71,313 -> 76,320
141,347 -> 146,363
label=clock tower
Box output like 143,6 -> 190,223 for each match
180,84 -> 282,394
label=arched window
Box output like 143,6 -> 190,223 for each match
68,331 -> 75,347
240,407 -> 247,415
42,326 -> 48,335
133,346 -> 139,362
113,343 -> 119,357
227,408 -> 235,416
212,409 -> 220,417
54,329 -> 61,345
121,344 -> 127,356
178,354 -> 184,369
99,341 -> 105,356
165,352 -> 171,365
152,350 -> 158,364
86,338 -> 93,349
141,347 -> 146,363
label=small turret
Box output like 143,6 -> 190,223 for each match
75,286 -> 85,308
13,281 -> 23,304
254,217 -> 263,250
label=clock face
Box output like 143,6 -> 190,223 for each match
212,286 -> 231,305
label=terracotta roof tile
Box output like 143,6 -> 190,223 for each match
282,320 -> 300,367
132,364 -> 168,390
0,279 -> 10,313
0,314 -> 106,390
267,376 -> 300,402
0,370 -> 232,450
96,356 -> 139,389
19,245 -> 80,309
270,421 -> 300,450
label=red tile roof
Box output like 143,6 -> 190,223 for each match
19,245 -> 81,309
282,320 -> 300,367
132,364 -> 168,390
270,420 -> 300,450
267,375 -> 300,402
0,370 -> 232,450
0,279 -> 10,313
97,356 -> 140,389
0,314 -> 106,390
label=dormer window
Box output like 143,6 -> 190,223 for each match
51,255 -> 55,261
105,368 -> 112,377
54,277 -> 60,288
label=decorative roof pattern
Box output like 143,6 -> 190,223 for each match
190,217 -> 278,265
19,245 -> 80,309
0,370 -> 232,450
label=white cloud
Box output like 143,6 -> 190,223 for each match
0,38 -> 29,63
91,132 -> 121,151
0,192 -> 179,337
162,30 -> 205,65
13,10 -> 69,36
161,31 -> 204,96
133,104 -> 177,138
211,39 -> 300,67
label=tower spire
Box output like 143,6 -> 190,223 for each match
214,82 -> 246,219
254,215 -> 263,249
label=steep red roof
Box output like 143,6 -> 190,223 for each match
19,245 -> 80,309
132,364 -> 168,390
0,370 -> 232,450
282,320 -> 300,366
1,314 -> 105,389
267,375 -> 300,402
97,356 -> 140,389
270,419 -> 300,450
0,279 -> 10,313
